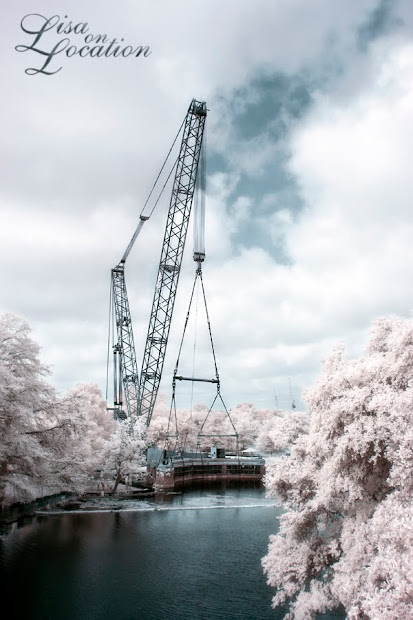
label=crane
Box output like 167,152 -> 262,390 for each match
108,98 -> 207,424
109,215 -> 148,421
139,99 -> 207,426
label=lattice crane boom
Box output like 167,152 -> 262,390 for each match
110,214 -> 149,420
139,99 -> 207,426
109,99 -> 207,423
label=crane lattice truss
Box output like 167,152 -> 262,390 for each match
111,265 -> 139,420
139,100 -> 207,426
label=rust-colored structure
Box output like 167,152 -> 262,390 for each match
146,447 -> 265,491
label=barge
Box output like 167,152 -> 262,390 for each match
146,446 -> 265,491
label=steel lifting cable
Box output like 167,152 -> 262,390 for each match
189,285 -> 200,420
167,271 -> 199,448
197,267 -> 239,451
172,271 -> 200,381
171,264 -> 239,454
146,154 -> 179,219
198,267 -> 219,383
140,116 -> 185,219
197,390 -> 238,449
165,387 -> 180,452
171,264 -> 219,385
119,118 -> 185,265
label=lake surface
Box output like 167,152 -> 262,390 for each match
0,485 -> 345,619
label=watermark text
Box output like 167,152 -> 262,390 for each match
15,14 -> 152,75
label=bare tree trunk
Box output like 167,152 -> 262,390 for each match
109,469 -> 122,495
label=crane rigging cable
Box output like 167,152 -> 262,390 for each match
119,113 -> 186,266
119,154 -> 179,264
166,260 -> 238,454
189,284 -> 200,420
140,117 -> 186,219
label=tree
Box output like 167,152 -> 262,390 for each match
148,397 -> 301,454
0,312 -> 58,504
0,312 -> 116,506
262,316 -> 413,620
101,416 -> 147,495
256,409 -> 310,454
41,383 -> 116,495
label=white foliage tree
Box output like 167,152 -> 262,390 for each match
43,382 -> 115,494
0,312 -> 115,505
101,416 -> 147,495
0,312 -> 57,504
149,398 -> 295,454
262,316 -> 413,619
256,410 -> 310,454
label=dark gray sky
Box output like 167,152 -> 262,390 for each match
2,0 -> 413,410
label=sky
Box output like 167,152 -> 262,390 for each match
2,0 -> 413,412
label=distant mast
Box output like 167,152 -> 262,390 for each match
273,387 -> 278,409
289,377 -> 296,410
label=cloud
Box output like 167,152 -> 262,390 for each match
169,34 -> 413,410
1,0 -> 413,414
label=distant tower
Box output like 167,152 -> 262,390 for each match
288,377 -> 296,410
273,387 -> 278,409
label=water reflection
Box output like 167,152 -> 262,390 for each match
1,486 -> 344,620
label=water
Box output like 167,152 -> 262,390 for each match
0,485 -> 345,619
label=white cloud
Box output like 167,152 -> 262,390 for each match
2,0 -> 413,414
168,38 -> 413,409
